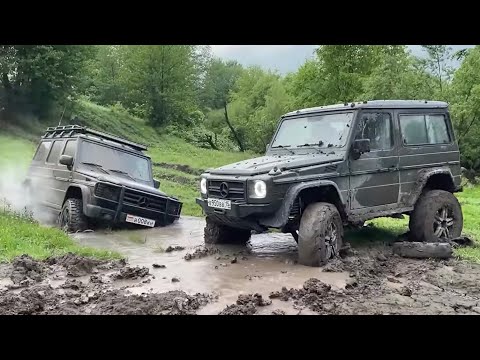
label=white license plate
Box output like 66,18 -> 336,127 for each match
125,214 -> 156,227
207,198 -> 231,210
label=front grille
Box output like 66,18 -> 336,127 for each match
208,180 -> 245,201
95,183 -> 120,201
123,189 -> 181,215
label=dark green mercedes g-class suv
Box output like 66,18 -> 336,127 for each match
196,100 -> 463,267
25,125 -> 182,232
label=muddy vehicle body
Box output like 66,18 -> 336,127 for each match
25,125 -> 182,232
197,100 -> 463,266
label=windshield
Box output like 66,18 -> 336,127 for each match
271,112 -> 354,149
78,141 -> 151,182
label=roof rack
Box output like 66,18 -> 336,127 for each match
42,125 -> 148,151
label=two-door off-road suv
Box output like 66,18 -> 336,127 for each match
197,100 -> 463,266
25,125 -> 182,232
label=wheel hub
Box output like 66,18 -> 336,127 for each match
433,206 -> 454,239
324,222 -> 338,259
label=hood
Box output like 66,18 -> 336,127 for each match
208,152 -> 345,176
79,171 -> 170,197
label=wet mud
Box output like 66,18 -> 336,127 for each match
2,216 -> 480,315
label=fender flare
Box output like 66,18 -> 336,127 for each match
259,180 -> 345,228
64,184 -> 92,215
405,167 -> 455,206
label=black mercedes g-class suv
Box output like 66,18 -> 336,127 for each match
197,100 -> 463,267
25,125 -> 182,232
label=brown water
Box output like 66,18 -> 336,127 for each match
72,216 -> 349,314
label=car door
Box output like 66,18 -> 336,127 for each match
349,109 -> 400,209
46,140 -> 67,209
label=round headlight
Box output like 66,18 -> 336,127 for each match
253,180 -> 267,198
200,178 -> 207,194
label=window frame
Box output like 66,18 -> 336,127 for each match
33,141 -> 53,163
399,112 -> 452,147
62,139 -> 77,158
354,110 -> 394,152
46,140 -> 66,165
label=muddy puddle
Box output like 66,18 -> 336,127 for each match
2,216 -> 480,315
71,217 -> 349,314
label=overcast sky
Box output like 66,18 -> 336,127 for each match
210,45 -> 475,74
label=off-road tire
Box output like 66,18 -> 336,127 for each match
409,190 -> 463,243
204,217 -> 251,245
298,202 -> 344,267
59,198 -> 88,233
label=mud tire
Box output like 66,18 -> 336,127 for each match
298,202 -> 344,267
204,217 -> 251,245
59,198 -> 88,233
409,190 -> 463,243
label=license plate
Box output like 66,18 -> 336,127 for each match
207,198 -> 231,210
125,214 -> 156,227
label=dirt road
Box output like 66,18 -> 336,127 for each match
1,216 -> 480,315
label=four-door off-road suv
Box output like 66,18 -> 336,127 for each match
24,125 -> 182,232
196,100 -> 463,267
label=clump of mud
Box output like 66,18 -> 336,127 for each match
47,253 -> 103,277
165,246 -> 185,253
219,293 -> 272,315
10,255 -> 46,286
111,266 -> 150,280
184,245 -> 220,261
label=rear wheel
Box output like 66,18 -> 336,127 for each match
204,217 -> 251,245
297,202 -> 344,267
409,190 -> 463,243
59,198 -> 88,233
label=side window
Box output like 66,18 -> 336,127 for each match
400,114 -> 450,145
33,141 -> 52,162
355,112 -> 393,150
46,141 -> 65,164
63,140 -> 77,157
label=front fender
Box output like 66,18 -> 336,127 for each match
259,180 -> 345,228
65,184 -> 92,215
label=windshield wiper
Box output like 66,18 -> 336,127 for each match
108,169 -> 136,181
81,162 -> 109,174
271,144 -> 295,155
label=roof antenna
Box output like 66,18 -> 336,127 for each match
58,105 -> 66,126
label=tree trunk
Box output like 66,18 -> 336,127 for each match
223,101 -> 245,152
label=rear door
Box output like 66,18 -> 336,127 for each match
349,109 -> 400,209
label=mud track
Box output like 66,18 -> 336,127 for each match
2,216 -> 480,315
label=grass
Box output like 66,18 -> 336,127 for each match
0,212 -> 120,262
0,134 -> 36,170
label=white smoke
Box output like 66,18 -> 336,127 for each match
0,165 -> 56,224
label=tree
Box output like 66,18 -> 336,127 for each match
200,59 -> 245,151
120,45 -> 205,126
0,45 -> 94,118
448,46 -> 480,170
421,45 -> 453,97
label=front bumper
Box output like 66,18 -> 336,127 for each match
86,186 -> 182,225
196,197 -> 278,231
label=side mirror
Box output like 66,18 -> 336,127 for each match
153,179 -> 160,189
59,155 -> 74,168
352,139 -> 370,159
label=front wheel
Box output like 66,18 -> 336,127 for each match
409,190 -> 463,243
204,217 -> 251,245
59,198 -> 88,233
297,202 -> 344,267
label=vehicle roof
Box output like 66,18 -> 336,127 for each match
283,100 -> 449,117
40,125 -> 148,155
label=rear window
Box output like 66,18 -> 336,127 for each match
399,114 -> 450,145
46,141 -> 65,164
33,141 -> 52,162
